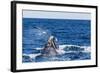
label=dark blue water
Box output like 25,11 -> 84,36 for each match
22,18 -> 91,63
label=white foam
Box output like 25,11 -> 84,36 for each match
30,45 -> 91,56
23,53 -> 41,59
35,48 -> 43,50
58,44 -> 91,53
56,49 -> 66,55
82,46 -> 91,52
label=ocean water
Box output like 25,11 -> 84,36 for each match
22,18 -> 91,63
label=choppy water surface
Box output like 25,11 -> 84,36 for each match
22,18 -> 91,63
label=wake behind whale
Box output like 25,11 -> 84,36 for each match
22,36 -> 91,63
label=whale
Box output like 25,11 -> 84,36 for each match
42,36 -> 59,57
